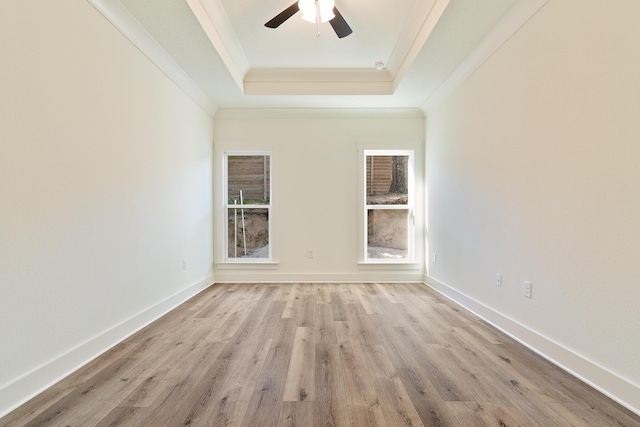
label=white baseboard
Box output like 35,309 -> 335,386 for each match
0,274 -> 214,418
424,274 -> 640,416
213,271 -> 424,283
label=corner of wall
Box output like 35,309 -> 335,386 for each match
423,276 -> 640,416
0,275 -> 214,418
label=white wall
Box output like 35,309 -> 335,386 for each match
213,110 -> 425,283
425,0 -> 640,413
0,0 -> 214,416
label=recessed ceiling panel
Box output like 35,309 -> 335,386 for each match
93,0 -> 536,109
221,0 -> 417,69
186,0 -> 450,95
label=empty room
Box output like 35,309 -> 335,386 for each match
1,0 -> 638,425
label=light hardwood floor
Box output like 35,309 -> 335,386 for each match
2,283 -> 638,426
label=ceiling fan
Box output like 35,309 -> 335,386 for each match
265,0 -> 353,38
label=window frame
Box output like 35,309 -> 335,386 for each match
362,149 -> 415,264
222,151 -> 273,263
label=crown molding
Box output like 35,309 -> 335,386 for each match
87,0 -> 217,116
244,68 -> 394,95
185,0 -> 250,92
213,108 -> 425,120
421,0 -> 551,113
186,0 -> 449,96
387,0 -> 450,90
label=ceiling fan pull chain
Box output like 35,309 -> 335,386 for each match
265,0 -> 350,38
316,0 -> 321,37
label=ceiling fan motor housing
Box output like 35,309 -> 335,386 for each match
298,0 -> 335,23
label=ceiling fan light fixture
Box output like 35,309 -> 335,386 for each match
318,0 -> 336,21
298,0 -> 335,23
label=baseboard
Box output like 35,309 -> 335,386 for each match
0,274 -> 214,418
424,274 -> 640,416
213,271 -> 424,283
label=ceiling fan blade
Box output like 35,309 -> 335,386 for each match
329,8 -> 352,38
265,2 -> 300,28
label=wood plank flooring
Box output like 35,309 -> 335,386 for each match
2,283 -> 638,426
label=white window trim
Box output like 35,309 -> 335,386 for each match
221,151 -> 275,264
360,149 -> 415,264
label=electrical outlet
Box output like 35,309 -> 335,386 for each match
433,252 -> 437,263
496,273 -> 502,287
182,259 -> 188,271
307,250 -> 314,259
524,281 -> 532,298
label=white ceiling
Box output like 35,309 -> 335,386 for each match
223,0 -> 412,69
89,0 -> 548,114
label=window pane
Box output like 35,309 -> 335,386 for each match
367,209 -> 408,259
366,155 -> 408,205
227,208 -> 269,259
227,155 -> 270,204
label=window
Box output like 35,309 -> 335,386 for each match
224,153 -> 271,261
364,150 -> 414,262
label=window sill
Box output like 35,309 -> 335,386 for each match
358,261 -> 421,270
215,261 -> 279,270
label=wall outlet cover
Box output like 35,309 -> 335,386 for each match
524,281 -> 532,298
